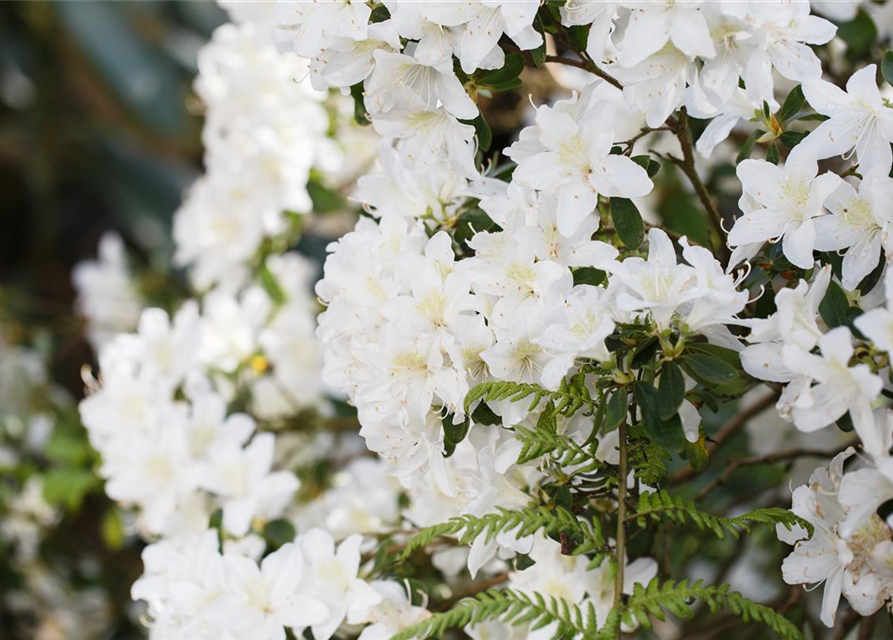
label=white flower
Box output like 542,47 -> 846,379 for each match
560,1 -> 619,64
199,432 -> 300,537
814,174 -> 893,290
511,101 -> 653,235
298,529 -> 382,640
419,1 -> 542,75
619,1 -> 715,68
72,232 -> 142,350
728,146 -> 843,269
741,1 -> 836,105
782,327 -> 883,440
357,581 -> 431,640
219,543 -> 328,640
131,531 -> 227,634
607,228 -> 697,331
366,51 -> 477,120
855,273 -> 893,356
535,285 -> 616,390
276,0 -> 372,60
802,64 -> 893,174
371,106 -> 478,179
778,450 -> 854,627
613,44 -> 697,128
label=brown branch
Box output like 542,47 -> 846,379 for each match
693,446 -> 850,502
667,109 -> 731,264
858,613 -> 877,640
831,609 -> 861,640
670,390 -> 780,485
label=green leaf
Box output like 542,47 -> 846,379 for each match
635,382 -> 687,452
100,508 -> 125,551
626,577 -> 805,640
680,353 -> 738,386
478,52 -> 524,87
632,154 -> 661,178
455,208 -> 499,248
605,387 -> 628,431
657,361 -> 685,421
779,130 -> 808,149
349,83 -> 370,125
685,435 -> 709,472
884,51 -> 893,86
263,519 -> 296,547
778,85 -> 805,125
838,10 -> 877,59
530,14 -> 547,67
568,24 -> 590,52
43,468 -> 98,510
258,261 -> 286,306
819,280 -> 850,329
45,431 -> 91,466
736,129 -> 764,164
572,267 -> 606,287
766,142 -> 780,165
611,197 -> 644,249
485,77 -> 523,92
471,402 -> 500,426
307,180 -> 346,213
471,113 -> 492,152
443,414 -> 470,457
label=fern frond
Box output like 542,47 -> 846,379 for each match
625,578 -> 803,640
390,588 -> 599,640
628,490 -> 813,540
514,402 -> 600,472
627,424 -> 671,485
464,374 -> 595,417
399,506 -> 606,562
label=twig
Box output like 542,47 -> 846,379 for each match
667,109 -> 731,263
858,613 -> 877,640
831,609 -> 861,640
693,446 -> 850,502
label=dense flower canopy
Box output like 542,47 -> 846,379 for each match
9,1 -> 893,639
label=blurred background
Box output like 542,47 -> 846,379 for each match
0,1 -> 227,389
0,3 -> 225,637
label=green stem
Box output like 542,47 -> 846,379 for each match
614,419 -> 628,638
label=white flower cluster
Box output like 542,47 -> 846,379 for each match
67,0 -> 893,636
727,63 -> 893,274
317,74 -> 755,632
742,267 -> 893,626
73,6 -> 424,640
292,0 -> 893,633
172,11 -> 340,290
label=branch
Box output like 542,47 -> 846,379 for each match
692,447 -> 850,502
666,109 -> 731,263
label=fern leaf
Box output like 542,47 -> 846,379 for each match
514,402 -> 601,471
628,490 -> 813,540
464,376 -> 595,417
399,506 -> 606,562
625,578 -> 804,640
390,588 -> 598,640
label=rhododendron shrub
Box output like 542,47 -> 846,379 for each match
64,1 -> 893,639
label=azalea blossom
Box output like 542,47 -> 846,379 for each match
728,146 -> 843,269
802,64 -> 893,173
